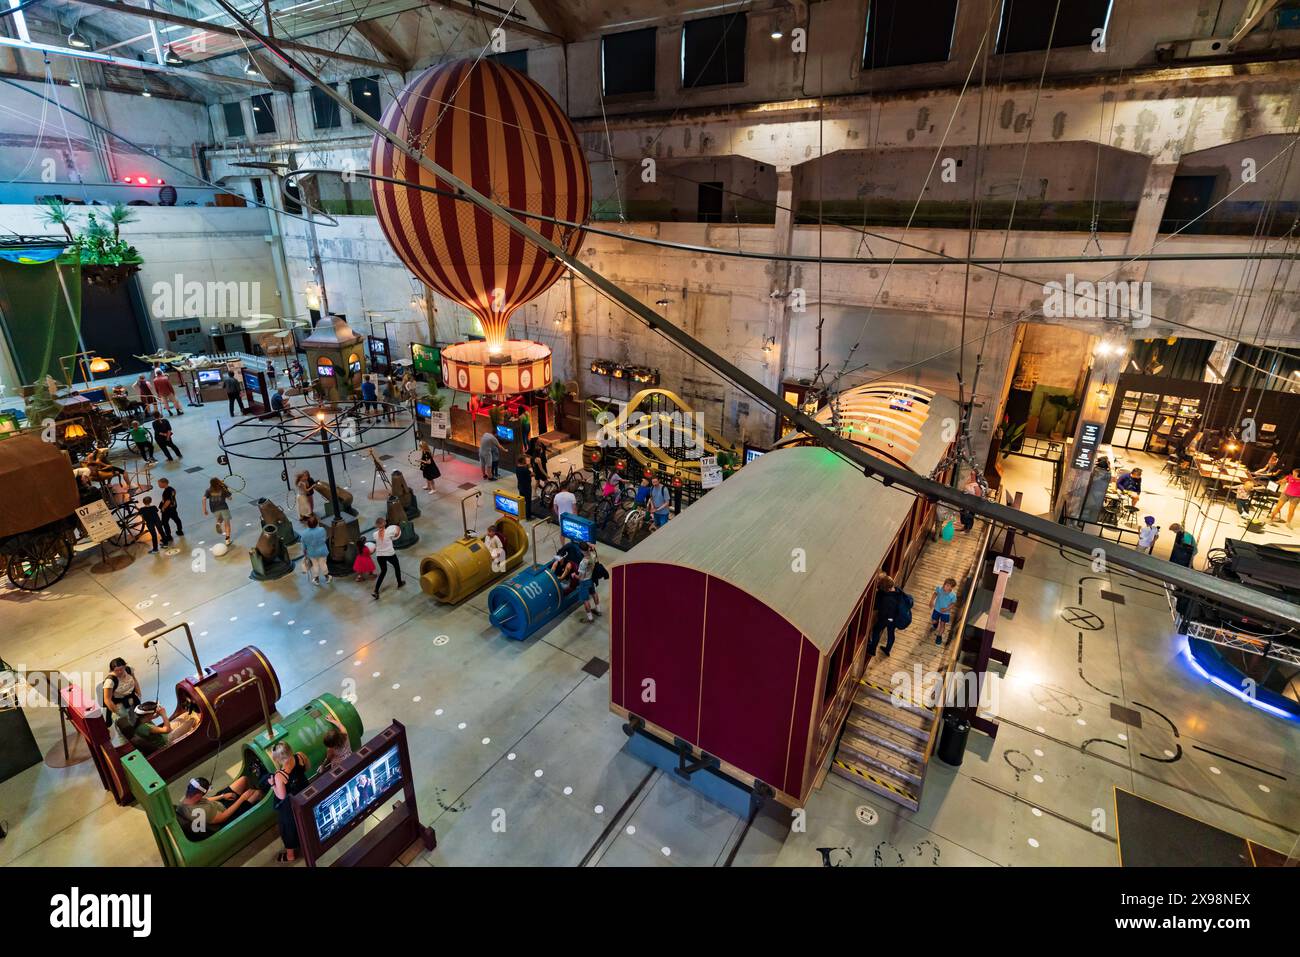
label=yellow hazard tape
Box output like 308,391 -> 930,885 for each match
834,758 -> 917,802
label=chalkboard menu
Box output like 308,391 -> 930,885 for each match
1072,420 -> 1105,470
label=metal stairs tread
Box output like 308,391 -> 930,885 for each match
830,755 -> 920,810
838,730 -> 925,786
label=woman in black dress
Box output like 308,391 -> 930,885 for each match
418,440 -> 441,493
270,741 -> 310,863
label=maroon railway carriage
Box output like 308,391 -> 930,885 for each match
609,385 -> 955,807
60,644 -> 280,805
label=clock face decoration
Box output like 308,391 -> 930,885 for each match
457,367 -> 469,390
520,368 -> 532,390
486,370 -> 501,393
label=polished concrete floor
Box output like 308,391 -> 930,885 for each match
1,394 -> 1297,866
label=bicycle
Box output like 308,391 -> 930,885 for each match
540,463 -> 592,512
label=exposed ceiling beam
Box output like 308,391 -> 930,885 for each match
0,66 -> 200,102
0,34 -> 288,90
247,48 -> 294,87
420,0 -> 562,44
62,0 -> 399,72
1228,0 -> 1284,48
526,0 -> 583,42
353,18 -> 413,72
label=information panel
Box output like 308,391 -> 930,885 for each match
76,500 -> 120,544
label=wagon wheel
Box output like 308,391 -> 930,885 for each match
109,503 -> 145,547
5,531 -> 73,591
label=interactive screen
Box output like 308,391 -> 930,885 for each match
494,492 -> 520,517
241,370 -> 260,395
744,447 -> 766,464
311,744 -> 403,845
559,512 -> 594,543
197,370 -> 221,385
415,402 -> 432,419
316,363 -> 336,378
495,424 -> 515,442
368,336 -> 389,362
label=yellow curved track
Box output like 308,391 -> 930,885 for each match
597,388 -> 740,483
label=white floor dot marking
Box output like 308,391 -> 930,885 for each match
625,825 -> 636,836
336,650 -> 343,655
318,640 -> 326,646
172,611 -> 181,617
1076,718 -> 1086,726
1163,749 -> 1175,758
353,660 -> 362,666
1027,838 -> 1040,848
1031,808 -> 1043,817
1035,725 -> 1046,733
150,593 -> 158,599
534,769 -> 543,778
272,611 -> 280,616
594,804 -> 604,814
563,786 -> 572,795
257,603 -> 265,608
661,847 -> 671,857
1033,749 -> 1044,757
1118,733 -> 1128,741
1209,766 -> 1222,775
435,709 -> 444,716
302,629 -> 311,635
1032,774 -> 1044,784
287,620 -> 295,625
1037,705 -> 1047,712
199,631 -> 208,637
413,696 -> 422,703
457,722 -> 467,730
1259,784 -> 1271,793
392,683 -> 400,690
507,752 -> 516,761
482,737 -> 491,745
229,616 -> 237,621
371,671 -> 380,678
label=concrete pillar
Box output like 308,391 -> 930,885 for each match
1119,161 -> 1180,285
770,166 -> 796,432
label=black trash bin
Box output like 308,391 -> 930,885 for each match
936,711 -> 971,767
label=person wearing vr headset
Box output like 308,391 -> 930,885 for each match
174,775 -> 264,840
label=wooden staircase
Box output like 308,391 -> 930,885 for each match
830,519 -> 990,811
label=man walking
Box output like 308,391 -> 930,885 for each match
138,495 -> 167,552
649,475 -> 671,527
151,415 -> 183,461
221,368 -> 246,416
152,367 -> 183,416
157,478 -> 183,540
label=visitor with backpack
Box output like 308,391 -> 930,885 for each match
866,573 -> 911,657
1168,523 -> 1198,568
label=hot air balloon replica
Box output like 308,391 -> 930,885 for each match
369,58 -> 591,452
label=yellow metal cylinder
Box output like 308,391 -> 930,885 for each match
418,516 -> 528,603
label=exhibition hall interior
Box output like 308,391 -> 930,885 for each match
0,0 -> 1298,872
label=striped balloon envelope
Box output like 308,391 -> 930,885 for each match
369,58 -> 591,355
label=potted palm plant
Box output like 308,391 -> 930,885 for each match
39,200 -> 143,289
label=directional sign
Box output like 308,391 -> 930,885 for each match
700,454 -> 723,489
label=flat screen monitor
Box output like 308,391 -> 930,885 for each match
495,423 -> 514,442
415,401 -> 432,420
744,447 -> 766,464
241,371 -> 260,394
494,492 -> 520,517
348,360 -> 362,374
316,363 -> 336,378
559,512 -> 594,543
311,744 -> 404,845
197,369 -> 222,385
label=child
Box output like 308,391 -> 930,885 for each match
352,538 -> 376,582
1232,478 -> 1257,518
138,495 -> 165,553
485,522 -> 506,573
578,542 -> 600,622
1137,515 -> 1160,554
930,577 -> 958,645
202,477 -> 233,545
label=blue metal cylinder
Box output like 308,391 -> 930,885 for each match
487,565 -> 567,641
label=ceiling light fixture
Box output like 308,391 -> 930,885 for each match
67,29 -> 90,49
244,57 -> 258,76
164,45 -> 185,66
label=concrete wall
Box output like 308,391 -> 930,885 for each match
0,205 -> 286,377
